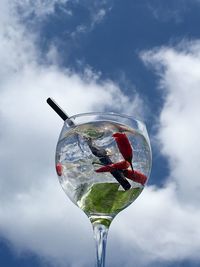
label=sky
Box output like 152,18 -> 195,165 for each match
0,0 -> 200,266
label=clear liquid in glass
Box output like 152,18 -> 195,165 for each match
56,120 -> 151,225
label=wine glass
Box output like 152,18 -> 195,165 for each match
54,112 -> 152,267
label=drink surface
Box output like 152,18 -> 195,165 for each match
56,120 -> 151,219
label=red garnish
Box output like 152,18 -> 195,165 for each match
95,132 -> 147,187
123,169 -> 147,185
112,132 -> 133,170
95,160 -> 130,172
56,163 -> 63,176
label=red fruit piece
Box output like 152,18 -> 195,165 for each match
95,160 -> 130,173
56,163 -> 63,176
123,169 -> 147,186
95,165 -> 112,173
112,132 -> 133,170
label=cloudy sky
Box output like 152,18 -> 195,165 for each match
1,0 -> 200,266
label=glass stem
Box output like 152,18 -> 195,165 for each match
93,223 -> 109,267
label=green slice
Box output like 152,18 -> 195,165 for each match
78,182 -> 143,216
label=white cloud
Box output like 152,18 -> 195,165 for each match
72,8 -> 107,37
147,1 -> 185,23
0,39 -> 143,266
128,40 -> 200,265
142,41 -> 200,205
0,1 -> 143,267
12,0 -> 69,17
70,1 -> 113,38
90,8 -> 107,28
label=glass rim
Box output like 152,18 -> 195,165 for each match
64,111 -> 146,127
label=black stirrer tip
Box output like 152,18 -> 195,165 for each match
46,97 -> 69,121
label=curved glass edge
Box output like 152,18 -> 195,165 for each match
65,111 -> 146,128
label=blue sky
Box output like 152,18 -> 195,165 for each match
1,0 -> 200,266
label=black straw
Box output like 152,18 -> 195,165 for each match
46,97 -> 131,190
47,98 -> 69,121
